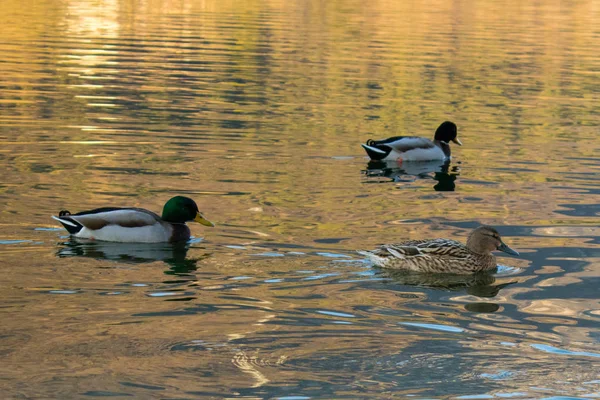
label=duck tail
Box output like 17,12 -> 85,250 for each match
51,215 -> 83,234
357,250 -> 386,266
361,143 -> 388,160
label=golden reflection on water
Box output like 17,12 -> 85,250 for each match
1,0 -> 599,398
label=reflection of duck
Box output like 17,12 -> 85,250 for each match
383,269 -> 495,287
358,226 -> 519,274
56,239 -> 202,273
382,270 -> 516,298
52,196 -> 214,243
361,121 -> 462,161
433,166 -> 459,192
364,159 -> 448,179
363,159 -> 459,191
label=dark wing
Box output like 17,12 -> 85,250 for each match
73,207 -> 126,216
383,239 -> 469,259
53,207 -> 162,232
367,136 -> 411,146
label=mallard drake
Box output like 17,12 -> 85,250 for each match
52,196 -> 214,243
358,225 -> 519,274
361,121 -> 462,161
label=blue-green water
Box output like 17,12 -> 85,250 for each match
1,0 -> 599,398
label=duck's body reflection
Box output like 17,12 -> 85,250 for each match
56,238 -> 203,274
381,269 -> 516,298
363,159 -> 459,191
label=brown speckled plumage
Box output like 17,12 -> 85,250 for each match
358,226 -> 519,275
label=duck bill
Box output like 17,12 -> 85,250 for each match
194,212 -> 215,227
498,242 -> 519,256
452,138 -> 463,146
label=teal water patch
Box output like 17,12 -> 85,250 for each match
496,264 -> 522,275
48,290 -> 79,294
480,370 -> 515,380
302,273 -> 340,281
339,277 -> 387,283
229,276 -> 252,280
531,344 -> 600,358
316,252 -> 352,258
353,270 -> 377,276
147,292 -> 180,297
252,252 -> 285,257
400,322 -> 464,333
0,239 -> 32,244
332,259 -> 365,264
316,310 -> 356,318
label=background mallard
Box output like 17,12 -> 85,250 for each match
361,121 -> 462,162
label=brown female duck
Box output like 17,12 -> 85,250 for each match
358,225 -> 519,274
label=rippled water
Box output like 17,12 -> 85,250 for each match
1,0 -> 599,398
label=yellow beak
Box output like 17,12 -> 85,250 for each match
194,212 -> 215,227
452,138 -> 463,146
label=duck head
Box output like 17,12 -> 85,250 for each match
162,196 -> 214,226
467,225 -> 519,256
434,121 -> 462,146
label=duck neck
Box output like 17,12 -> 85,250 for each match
434,140 -> 451,158
475,253 -> 497,271
466,236 -> 489,255
169,224 -> 191,243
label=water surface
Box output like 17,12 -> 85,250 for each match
1,0 -> 599,398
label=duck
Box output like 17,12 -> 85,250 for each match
358,225 -> 519,274
52,196 -> 214,243
361,121 -> 462,162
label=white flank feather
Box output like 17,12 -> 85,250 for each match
387,146 -> 445,162
76,224 -> 172,243
385,137 -> 431,150
69,209 -> 159,227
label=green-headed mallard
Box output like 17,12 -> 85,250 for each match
52,196 -> 214,243
358,225 -> 519,274
361,121 -> 462,162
